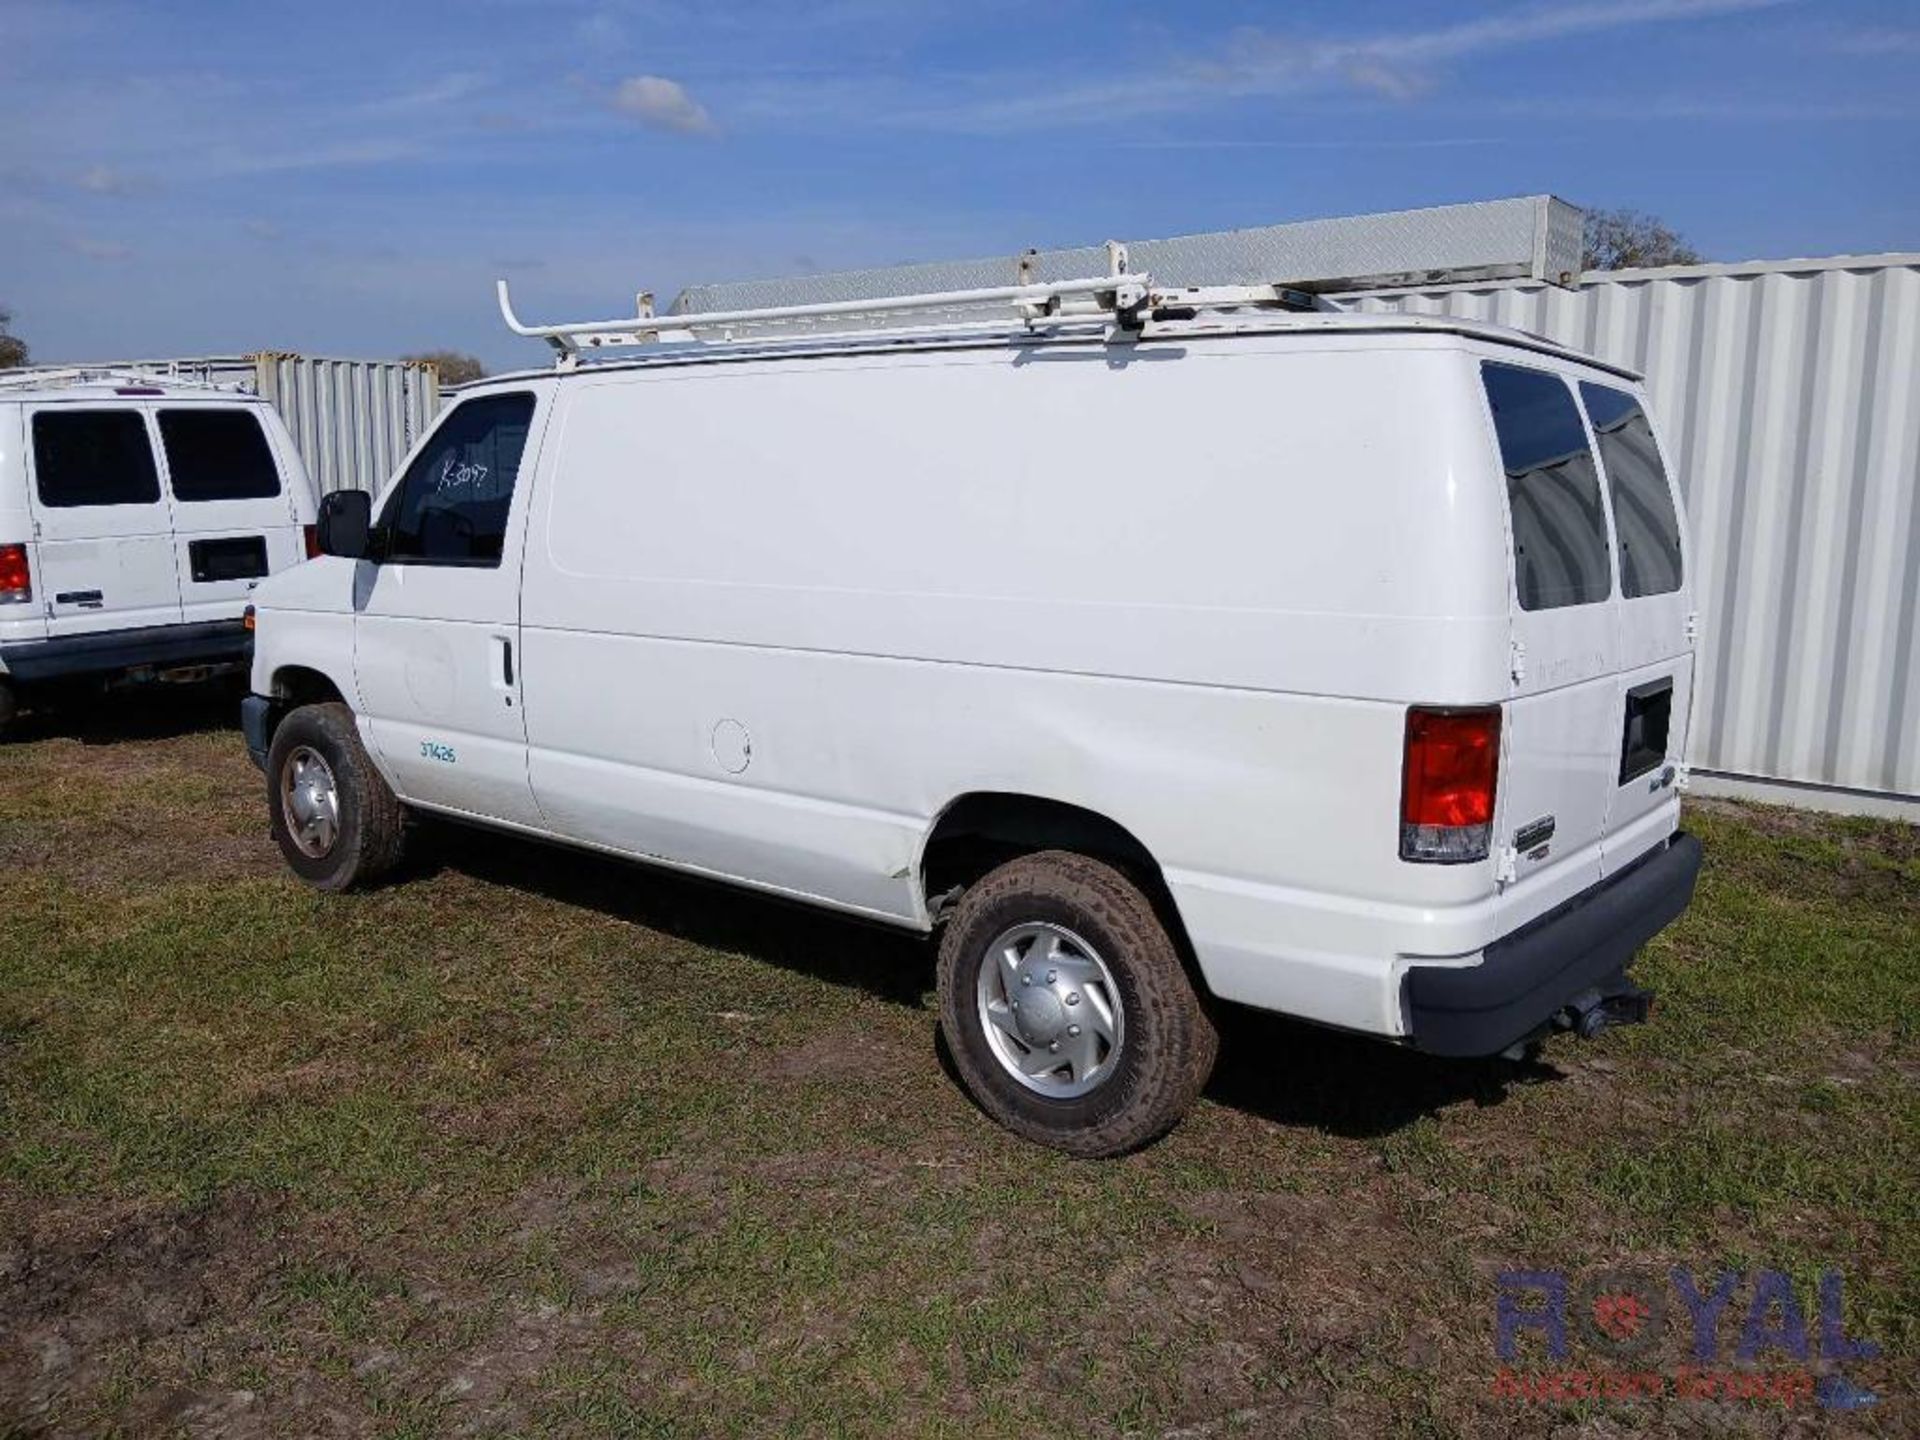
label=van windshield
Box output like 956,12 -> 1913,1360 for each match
1581,383 -> 1683,598
1481,363 -> 1612,611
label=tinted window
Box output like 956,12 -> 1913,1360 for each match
1581,383 -> 1683,598
1482,363 -> 1612,610
381,393 -> 535,566
159,409 -> 281,501
31,410 -> 161,508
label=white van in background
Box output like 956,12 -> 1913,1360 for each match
242,274 -> 1703,1156
0,373 -> 319,731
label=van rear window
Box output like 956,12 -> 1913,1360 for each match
1481,363 -> 1612,611
31,410 -> 161,508
1580,383 -> 1683,598
159,409 -> 281,501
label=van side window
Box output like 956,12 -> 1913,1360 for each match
158,410 -> 281,501
1580,383 -> 1683,598
380,393 -> 536,567
1481,363 -> 1612,611
31,410 -> 161,508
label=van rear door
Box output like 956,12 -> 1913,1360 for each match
25,404 -> 183,638
1481,362 -> 1619,911
155,405 -> 302,625
1579,382 -> 1694,872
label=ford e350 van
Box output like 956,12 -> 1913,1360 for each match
241,269 -> 1702,1155
0,371 -> 319,731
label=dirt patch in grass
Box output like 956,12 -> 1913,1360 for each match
0,1191 -> 296,1438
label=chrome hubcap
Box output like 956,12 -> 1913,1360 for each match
280,745 -> 340,858
976,922 -> 1125,1099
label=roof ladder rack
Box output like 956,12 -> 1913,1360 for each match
498,241 -> 1158,364
0,365 -> 246,394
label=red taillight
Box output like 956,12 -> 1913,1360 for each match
302,523 -> 321,560
0,543 -> 30,605
1400,706 -> 1501,863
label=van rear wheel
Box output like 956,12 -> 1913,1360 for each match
937,851 -> 1218,1157
266,701 -> 407,891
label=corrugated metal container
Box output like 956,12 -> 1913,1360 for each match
250,355 -> 439,497
58,353 -> 438,497
1333,255 -> 1920,815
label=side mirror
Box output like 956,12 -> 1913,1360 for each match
316,489 -> 373,560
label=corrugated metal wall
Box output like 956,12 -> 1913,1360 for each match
1333,255 -> 1920,807
250,355 -> 438,497
63,353 -> 438,497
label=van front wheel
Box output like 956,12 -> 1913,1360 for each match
266,701 -> 407,891
937,851 -> 1218,1157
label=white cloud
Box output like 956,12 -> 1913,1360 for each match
1181,0 -> 1799,116
66,235 -> 131,261
611,74 -> 717,135
736,0 -> 1795,131
1830,26 -> 1920,55
75,163 -> 143,196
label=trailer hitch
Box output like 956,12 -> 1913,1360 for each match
1557,981 -> 1655,1040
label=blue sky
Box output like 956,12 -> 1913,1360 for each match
3,0 -> 1916,371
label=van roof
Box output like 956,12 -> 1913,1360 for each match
477,308 -> 1642,390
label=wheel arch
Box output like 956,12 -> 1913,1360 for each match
268,663 -> 347,709
916,791 -> 1199,974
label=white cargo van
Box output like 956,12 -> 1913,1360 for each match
0,372 -> 319,730
242,269 -> 1702,1155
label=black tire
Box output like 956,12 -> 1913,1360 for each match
0,679 -> 15,738
265,701 -> 407,891
937,850 -> 1219,1157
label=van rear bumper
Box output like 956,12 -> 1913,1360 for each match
1402,831 -> 1703,1058
0,620 -> 251,683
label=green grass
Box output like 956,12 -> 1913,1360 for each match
0,701 -> 1914,1437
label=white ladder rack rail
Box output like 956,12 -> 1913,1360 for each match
0,365 -> 247,394
497,243 -> 1157,363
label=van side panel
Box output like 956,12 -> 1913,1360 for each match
517,339 -> 1512,1034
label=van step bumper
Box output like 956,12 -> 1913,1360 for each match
1403,832 -> 1703,1058
0,620 -> 251,683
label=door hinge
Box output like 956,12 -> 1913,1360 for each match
1509,638 -> 1527,685
1684,610 -> 1700,644
1674,761 -> 1692,792
1495,846 -> 1519,885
